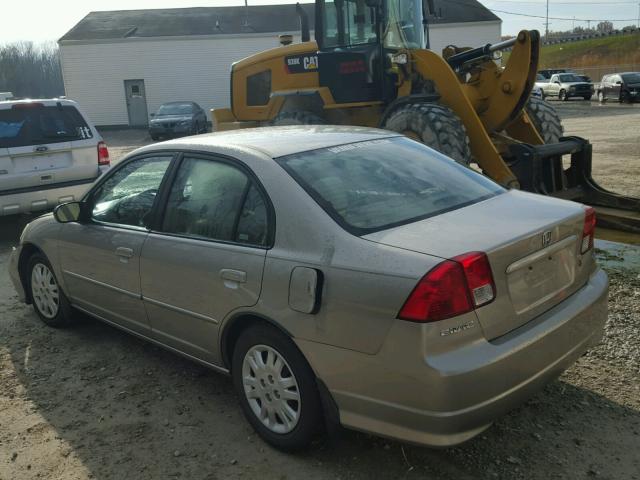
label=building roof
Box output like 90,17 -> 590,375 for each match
59,1 -> 500,43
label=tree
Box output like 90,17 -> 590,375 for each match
0,41 -> 64,98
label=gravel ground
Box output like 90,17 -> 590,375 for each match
0,101 -> 639,480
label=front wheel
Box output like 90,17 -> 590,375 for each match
598,91 -> 605,103
27,253 -> 74,327
559,90 -> 568,101
525,96 -> 564,144
232,324 -> 323,451
382,102 -> 472,166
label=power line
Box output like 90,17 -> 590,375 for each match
492,1 -> 637,4
489,8 -> 640,21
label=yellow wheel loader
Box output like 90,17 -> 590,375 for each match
213,0 -> 640,233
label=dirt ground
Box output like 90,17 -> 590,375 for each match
1,102 -> 639,480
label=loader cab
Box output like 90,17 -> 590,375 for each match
314,0 -> 426,104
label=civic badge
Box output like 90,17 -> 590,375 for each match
542,230 -> 552,247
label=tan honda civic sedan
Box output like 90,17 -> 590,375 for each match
9,126 -> 608,451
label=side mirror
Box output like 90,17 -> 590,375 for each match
53,201 -> 83,223
554,81 -> 561,84
615,81 -> 622,85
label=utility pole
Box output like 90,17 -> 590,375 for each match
545,0 -> 550,38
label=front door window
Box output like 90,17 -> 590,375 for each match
91,156 -> 171,228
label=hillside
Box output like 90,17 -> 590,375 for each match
538,33 -> 640,69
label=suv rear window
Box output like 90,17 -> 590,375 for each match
277,137 -> 504,235
0,104 -> 93,148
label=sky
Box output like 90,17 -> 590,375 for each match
0,0 -> 638,44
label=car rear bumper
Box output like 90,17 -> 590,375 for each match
0,177 -> 99,216
297,267 -> 608,447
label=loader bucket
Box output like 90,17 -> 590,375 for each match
509,137 -> 640,233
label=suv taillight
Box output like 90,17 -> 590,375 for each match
398,252 -> 495,323
98,141 -> 110,166
581,206 -> 596,254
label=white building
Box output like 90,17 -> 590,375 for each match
58,2 -> 501,127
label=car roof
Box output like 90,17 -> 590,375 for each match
0,98 -> 78,110
143,125 -> 400,158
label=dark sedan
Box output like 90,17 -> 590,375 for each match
597,72 -> 640,103
149,101 -> 208,140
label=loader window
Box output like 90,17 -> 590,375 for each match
384,0 -> 425,49
322,0 -> 378,48
277,137 -> 504,235
247,70 -> 271,106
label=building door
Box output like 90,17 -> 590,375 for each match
124,79 -> 149,127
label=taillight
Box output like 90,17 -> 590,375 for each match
97,141 -> 110,166
581,206 -> 596,254
398,252 -> 495,323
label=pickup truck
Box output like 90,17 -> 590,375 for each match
537,73 -> 593,101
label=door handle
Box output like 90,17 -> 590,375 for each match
115,247 -> 134,258
220,269 -> 247,283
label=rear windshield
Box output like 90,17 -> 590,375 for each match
621,73 -> 640,84
0,104 -> 92,148
277,137 -> 504,235
558,74 -> 582,82
157,103 -> 194,115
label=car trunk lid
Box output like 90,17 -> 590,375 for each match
363,190 -> 593,339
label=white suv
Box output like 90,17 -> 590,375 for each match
0,99 -> 110,216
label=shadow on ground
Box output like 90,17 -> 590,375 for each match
2,302 -> 639,480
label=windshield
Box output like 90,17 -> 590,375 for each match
384,0 -> 425,49
277,137 -> 504,235
621,73 -> 640,84
157,103 -> 194,116
558,74 -> 583,82
0,105 -> 92,148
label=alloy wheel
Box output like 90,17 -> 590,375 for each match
242,344 -> 301,434
31,263 -> 59,319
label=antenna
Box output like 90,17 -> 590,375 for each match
243,0 -> 250,27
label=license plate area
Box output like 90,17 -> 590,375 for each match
506,235 -> 577,315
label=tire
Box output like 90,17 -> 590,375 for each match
382,103 -> 472,166
559,89 -> 568,101
525,96 -> 564,144
232,323 -> 322,451
27,253 -> 74,328
270,111 -> 325,126
598,91 -> 606,103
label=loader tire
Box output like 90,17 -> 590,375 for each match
382,103 -> 472,166
271,111 -> 325,126
525,97 -> 564,144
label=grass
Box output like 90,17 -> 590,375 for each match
539,34 -> 640,68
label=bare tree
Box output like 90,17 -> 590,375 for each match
0,41 -> 64,98
597,21 -> 614,34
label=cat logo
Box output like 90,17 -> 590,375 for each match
285,54 -> 319,74
303,55 -> 318,70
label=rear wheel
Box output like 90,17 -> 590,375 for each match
232,324 -> 322,451
271,111 -> 325,126
525,96 -> 564,144
382,103 -> 472,166
27,253 -> 74,328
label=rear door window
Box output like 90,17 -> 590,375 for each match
0,104 -> 93,148
161,157 -> 270,246
277,137 -> 504,235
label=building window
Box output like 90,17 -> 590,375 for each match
246,70 -> 271,106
